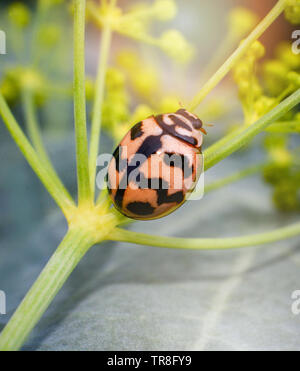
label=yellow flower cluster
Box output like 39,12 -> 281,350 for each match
101,67 -> 130,141
263,41 -> 300,96
117,50 -> 160,102
258,36 -> 300,212
228,7 -> 258,39
37,24 -> 62,48
233,41 -> 265,124
87,0 -> 194,64
263,133 -> 300,212
0,67 -> 46,105
284,0 -> 300,25
7,2 -> 31,28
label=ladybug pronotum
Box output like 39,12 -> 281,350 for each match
107,109 -> 206,220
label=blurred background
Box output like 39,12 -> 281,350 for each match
0,0 -> 300,351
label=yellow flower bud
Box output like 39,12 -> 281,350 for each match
276,42 -> 300,69
0,78 -> 18,103
21,69 -> 45,94
238,80 -> 250,96
262,60 -> 289,96
37,24 -> 61,48
270,148 -> 292,167
8,3 -> 31,28
131,67 -> 159,99
288,71 -> 300,87
106,68 -> 126,90
284,0 -> 300,25
228,7 -> 258,38
117,51 -> 139,71
249,41 -> 265,59
159,30 -> 195,64
254,96 -> 276,116
153,0 -> 177,21
233,64 -> 252,82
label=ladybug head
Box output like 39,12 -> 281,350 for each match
175,108 -> 206,135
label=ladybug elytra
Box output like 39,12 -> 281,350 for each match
107,109 -> 205,220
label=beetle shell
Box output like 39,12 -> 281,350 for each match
107,109 -> 204,220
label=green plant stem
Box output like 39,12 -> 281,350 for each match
21,88 -> 74,204
73,0 -> 91,206
204,88 -> 300,171
205,162 -> 266,193
22,89 -> 49,163
188,0 -> 287,112
89,25 -> 112,199
0,93 -> 75,217
0,228 -> 96,351
111,221 -> 300,250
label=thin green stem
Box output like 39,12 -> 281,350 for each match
21,88 -> 74,204
205,162 -> 266,193
0,92 -> 75,217
22,88 -> 49,162
89,25 -> 112,199
73,0 -> 91,205
111,221 -> 300,250
188,0 -> 287,112
204,88 -> 300,171
0,228 -> 96,351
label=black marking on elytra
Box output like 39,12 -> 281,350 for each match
135,135 -> 162,159
114,135 -> 163,210
163,152 -> 193,179
106,173 -> 112,194
176,109 -> 203,130
126,201 -> 155,216
130,121 -> 144,140
155,114 -> 197,147
157,186 -> 184,206
138,176 -> 184,206
114,188 -> 125,210
113,146 -> 127,173
127,135 -> 162,180
169,114 -> 192,131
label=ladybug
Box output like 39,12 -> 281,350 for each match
107,108 -> 206,220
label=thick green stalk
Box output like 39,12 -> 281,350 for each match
73,0 -> 91,205
111,221 -> 300,250
0,228 -> 96,351
188,0 -> 287,111
204,88 -> 300,170
21,88 -> 74,205
89,25 -> 112,199
0,92 -> 75,216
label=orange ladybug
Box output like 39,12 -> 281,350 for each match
107,109 -> 205,220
